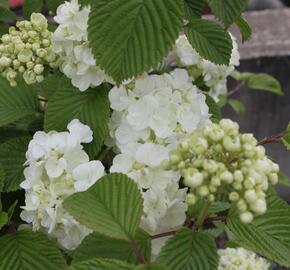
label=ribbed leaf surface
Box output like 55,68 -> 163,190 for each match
184,0 -> 204,19
157,228 -> 218,270
44,79 -> 110,158
64,173 -> 143,241
0,230 -> 66,270
185,19 -> 233,65
235,16 -> 252,42
0,77 -> 38,127
207,0 -> 246,27
0,136 -> 31,192
227,193 -> 290,267
0,212 -> 8,230
88,0 -> 183,83
70,258 -> 134,270
73,229 -> 151,264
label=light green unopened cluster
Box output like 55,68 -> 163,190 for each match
168,119 -> 279,224
0,13 -> 58,86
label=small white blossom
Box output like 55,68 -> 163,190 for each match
21,119 -> 105,250
52,0 -> 112,91
218,248 -> 270,270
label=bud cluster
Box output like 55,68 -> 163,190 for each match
168,119 -> 279,223
0,13 -> 58,86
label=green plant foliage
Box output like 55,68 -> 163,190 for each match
135,265 -> 166,270
0,22 -> 9,35
157,228 -> 219,270
0,137 -> 31,192
278,172 -> 290,187
282,123 -> 290,150
64,173 -> 143,241
70,258 -> 135,270
88,0 -> 183,83
185,19 -> 233,65
227,192 -> 290,267
207,0 -> 247,27
23,0 -> 43,18
44,79 -> 110,158
0,77 -> 38,127
228,99 -> 245,114
208,201 -> 230,215
0,6 -> 16,21
0,211 -> 8,230
0,0 -> 8,8
205,94 -> 222,123
235,16 -> 252,42
184,0 -> 204,19
231,71 -> 283,96
73,229 -> 151,265
0,229 -> 67,270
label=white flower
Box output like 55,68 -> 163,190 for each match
218,248 -> 270,270
21,119 -> 105,250
174,34 -> 240,100
52,0 -> 112,91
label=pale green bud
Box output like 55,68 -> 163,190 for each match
12,59 -> 21,69
233,182 -> 242,190
198,186 -> 209,197
1,34 -> 11,44
33,64 -> 44,75
26,61 -> 34,70
203,159 -> 218,174
269,173 -> 278,185
31,13 -> 48,31
24,21 -> 32,30
23,70 -> 36,85
244,178 -> 255,189
244,189 -> 257,203
240,211 -> 253,224
211,176 -> 221,187
18,66 -> 25,73
184,169 -> 203,188
208,126 -> 225,142
193,138 -> 208,154
208,194 -> 215,202
28,30 -> 38,38
186,194 -> 197,205
250,199 -> 267,214
36,75 -> 44,83
220,119 -> 239,135
234,170 -> 244,182
25,43 -> 32,50
18,49 -> 33,63
0,56 -> 11,67
229,192 -> 239,202
42,39 -> 50,47
209,185 -> 217,193
220,171 -> 233,184
36,48 -> 47,58
255,146 -> 266,159
223,136 -> 241,152
32,42 -> 41,51
237,199 -> 247,212
271,163 -> 279,173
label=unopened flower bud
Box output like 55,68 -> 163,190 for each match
186,194 -> 197,205
240,211 -> 253,224
18,49 -> 33,63
220,171 -> 233,184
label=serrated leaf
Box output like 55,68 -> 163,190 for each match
208,201 -> 230,215
207,0 -> 246,27
227,193 -> 290,267
157,228 -> 218,270
228,99 -> 245,114
0,137 -> 31,192
206,94 -> 222,123
64,173 -> 143,241
73,229 -> 151,264
88,0 -> 183,83
0,211 -> 8,230
0,77 -> 38,127
0,127 -> 29,144
184,0 -> 204,19
0,229 -> 67,270
23,0 -> 43,18
70,258 -> 135,270
44,79 -> 110,158
185,19 -> 233,65
45,0 -> 63,12
235,16 -> 252,42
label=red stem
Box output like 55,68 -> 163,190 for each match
228,81 -> 245,97
131,240 -> 147,265
151,230 -> 177,240
257,131 -> 287,146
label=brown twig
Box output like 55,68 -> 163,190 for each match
204,215 -> 228,224
131,240 -> 148,265
228,81 -> 245,97
151,230 -> 177,240
257,131 -> 287,146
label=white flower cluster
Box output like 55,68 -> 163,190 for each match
20,119 -> 105,250
52,0 -> 112,91
109,69 -> 210,256
218,248 -> 270,270
174,34 -> 240,100
168,119 -> 279,224
0,13 -> 58,86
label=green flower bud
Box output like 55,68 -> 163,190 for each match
237,199 -> 247,212
184,169 -> 203,188
42,39 -> 50,47
36,48 -> 47,58
36,75 -> 44,83
1,34 -> 11,44
0,56 -> 11,67
223,136 -> 241,152
234,170 -> 244,183
220,171 -> 233,184
31,13 -> 48,31
33,64 -> 44,75
269,173 -> 278,185
18,49 -> 33,63
229,192 -> 239,202
198,186 -> 209,197
250,199 -> 267,214
186,194 -> 197,205
192,137 -> 208,154
23,70 -> 36,85
240,211 -> 253,224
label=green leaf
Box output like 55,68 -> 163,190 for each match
227,193 -> 290,267
282,123 -> 290,150
278,172 -> 290,187
64,173 -> 143,241
0,137 -> 31,192
0,6 -> 16,21
135,265 -> 166,270
235,16 -> 252,42
206,94 -> 222,123
0,77 -> 38,127
207,0 -> 246,27
70,258 -> 135,270
208,201 -> 230,215
44,79 -> 110,158
88,0 -> 183,83
0,22 -> 9,35
157,228 -> 218,270
23,0 -> 43,19
0,0 -> 9,8
0,127 -> 29,145
184,0 -> 204,19
73,229 -> 151,264
185,19 -> 233,65
0,211 -> 8,230
247,73 -> 283,96
228,99 -> 245,114
45,0 -> 64,12
0,229 -> 67,270
0,165 -> 4,192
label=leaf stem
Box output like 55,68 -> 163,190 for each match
194,200 -> 211,231
131,240 -> 148,265
257,131 -> 287,146
228,81 -> 245,97
151,230 -> 177,240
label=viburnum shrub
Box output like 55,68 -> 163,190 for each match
0,0 -> 289,270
